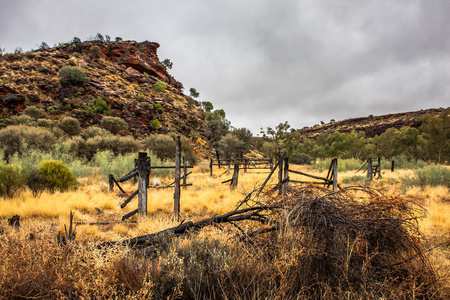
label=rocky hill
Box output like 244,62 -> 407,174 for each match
295,107 -> 447,139
0,39 -> 207,144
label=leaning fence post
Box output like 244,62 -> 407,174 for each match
377,157 -> 382,178
109,174 -> 114,192
283,157 -> 289,195
210,158 -> 213,176
137,152 -> 150,218
367,158 -> 373,181
332,158 -> 338,192
174,136 -> 181,220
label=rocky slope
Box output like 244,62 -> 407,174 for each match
0,39 -> 207,144
295,108 -> 447,139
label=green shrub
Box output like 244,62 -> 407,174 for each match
0,125 -> 57,158
0,162 -> 25,198
149,119 -> 161,131
100,116 -> 128,134
89,46 -> 101,59
154,81 -> 167,92
36,118 -> 54,128
87,136 -> 139,156
402,166 -> 450,188
38,160 -> 77,192
58,117 -> 81,136
311,158 -> 363,172
94,97 -> 109,114
23,106 -> 44,119
143,134 -> 175,161
58,67 -> 89,86
81,126 -> 112,139
9,115 -> 36,126
93,151 -> 136,179
154,103 -> 162,110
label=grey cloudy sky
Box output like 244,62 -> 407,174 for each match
1,0 -> 449,134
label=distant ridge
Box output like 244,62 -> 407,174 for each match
295,108 -> 448,139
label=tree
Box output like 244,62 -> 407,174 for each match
260,121 -> 297,159
232,127 -> 253,156
58,67 -> 89,86
204,110 -> 230,148
189,87 -> 200,98
420,109 -> 450,164
201,101 -> 213,112
162,58 -> 173,69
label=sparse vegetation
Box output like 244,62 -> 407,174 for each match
154,81 -> 167,92
100,116 -> 128,134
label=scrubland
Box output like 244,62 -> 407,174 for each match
0,161 -> 449,299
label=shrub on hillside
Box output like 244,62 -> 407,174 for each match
58,67 -> 89,86
38,160 -> 77,192
143,134 -> 176,161
100,116 -> 128,134
23,106 -> 44,119
0,125 -> 56,158
149,119 -> 161,131
154,81 -> 167,92
87,136 -> 139,156
0,162 -> 25,198
36,118 -> 54,128
58,117 -> 81,136
81,126 -> 112,139
89,46 -> 101,59
9,115 -> 36,126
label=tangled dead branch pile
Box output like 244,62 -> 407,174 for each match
100,185 -> 440,298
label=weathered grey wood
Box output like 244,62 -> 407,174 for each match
257,152 -> 285,196
377,157 -> 382,178
283,158 -> 289,195
122,209 -> 138,221
109,174 -> 114,192
288,169 -> 332,183
174,136 -> 181,220
210,158 -> 213,176
231,163 -> 240,189
183,151 -> 188,189
137,152 -> 150,218
117,170 -> 138,183
120,189 -> 139,209
367,158 -> 373,181
278,157 -> 284,195
332,158 -> 338,192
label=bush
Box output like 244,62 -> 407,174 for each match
143,134 -> 176,161
58,117 -> 81,136
38,160 -> 77,192
311,158 -> 363,172
23,106 -> 44,119
9,115 -> 36,126
100,116 -> 128,134
402,166 -> 450,188
58,67 -> 89,86
154,81 -> 167,92
0,162 -> 25,198
89,46 -> 101,59
81,126 -> 112,139
87,136 -> 139,156
149,119 -> 161,131
0,125 -> 56,158
37,118 -> 54,128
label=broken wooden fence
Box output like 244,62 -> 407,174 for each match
210,158 -> 272,176
357,157 -> 382,181
108,136 -> 193,221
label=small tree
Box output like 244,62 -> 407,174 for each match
38,160 -> 77,192
189,88 -> 200,98
89,45 -> 101,59
154,82 -> 167,92
162,58 -> 173,69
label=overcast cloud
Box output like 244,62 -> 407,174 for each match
1,0 -> 449,133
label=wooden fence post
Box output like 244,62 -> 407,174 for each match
183,151 -> 188,189
377,157 -> 382,178
133,158 -> 138,184
137,152 -> 150,218
391,160 -> 395,172
210,158 -> 213,176
109,174 -> 114,192
332,158 -> 338,192
174,136 -> 181,220
283,157 -> 289,195
278,155 -> 284,195
231,163 -> 239,189
367,158 -> 373,181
